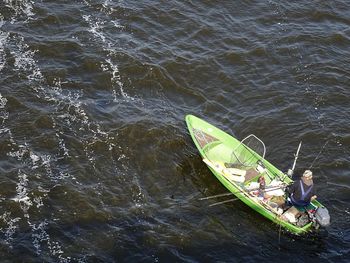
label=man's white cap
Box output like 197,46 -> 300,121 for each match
303,170 -> 313,179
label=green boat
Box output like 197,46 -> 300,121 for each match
186,114 -> 329,234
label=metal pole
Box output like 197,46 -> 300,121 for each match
287,141 -> 302,177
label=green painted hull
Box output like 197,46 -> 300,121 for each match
186,114 -> 322,234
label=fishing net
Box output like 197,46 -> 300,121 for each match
230,134 -> 266,168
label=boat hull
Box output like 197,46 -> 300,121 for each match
186,114 -> 321,234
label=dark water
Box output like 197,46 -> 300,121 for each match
0,0 -> 349,262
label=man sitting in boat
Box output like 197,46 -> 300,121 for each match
286,170 -> 317,208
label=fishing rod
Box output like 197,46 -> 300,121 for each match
287,141 -> 302,177
204,184 -> 288,207
199,184 -> 287,201
198,192 -> 234,200
208,197 -> 240,207
308,140 -> 329,169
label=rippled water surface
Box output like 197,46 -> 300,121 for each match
0,0 -> 349,262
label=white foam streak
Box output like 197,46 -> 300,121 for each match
0,17 -> 8,72
0,93 -> 8,108
33,195 -> 44,209
111,20 -> 124,29
7,143 -> 29,160
31,221 -> 71,262
5,140 -> 73,260
0,2 -> 76,260
56,132 -> 70,157
0,93 -> 9,123
11,36 -> 43,82
105,58 -> 132,101
31,221 -> 48,255
4,0 -> 35,20
30,152 -> 40,167
13,171 -> 32,218
0,212 -> 21,247
82,5 -> 132,101
51,78 -> 90,127
82,0 -> 92,7
82,15 -> 106,43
